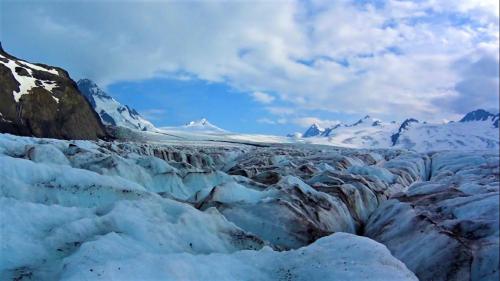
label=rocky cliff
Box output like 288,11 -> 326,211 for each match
0,44 -> 106,140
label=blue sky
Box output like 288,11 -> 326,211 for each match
107,77 -> 357,134
1,0 -> 499,134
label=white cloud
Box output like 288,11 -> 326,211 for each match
2,0 -> 498,121
257,118 -> 277,125
265,107 -> 296,116
293,117 -> 341,128
257,117 -> 287,125
251,91 -> 275,104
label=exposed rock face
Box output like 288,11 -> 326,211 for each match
302,123 -> 324,137
0,45 -> 106,140
459,109 -> 496,122
349,115 -> 371,127
493,114 -> 499,128
391,118 -> 419,145
364,151 -> 499,281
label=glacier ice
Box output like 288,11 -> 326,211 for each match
0,133 -> 497,280
365,151 -> 499,281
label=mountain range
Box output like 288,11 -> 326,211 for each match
0,45 -> 498,152
299,110 -> 499,151
76,79 -> 227,135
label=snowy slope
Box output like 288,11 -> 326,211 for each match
319,116 -> 398,148
0,52 -> 60,103
393,119 -> 499,151
141,127 -> 290,146
300,110 -> 499,152
77,79 -> 156,131
152,118 -> 293,144
117,119 -> 292,146
152,119 -> 233,142
181,118 -> 227,133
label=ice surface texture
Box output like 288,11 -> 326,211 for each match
0,133 -> 497,280
365,151 -> 499,281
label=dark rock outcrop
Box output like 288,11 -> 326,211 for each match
0,44 -> 106,140
459,109 -> 495,122
302,124 -> 324,137
390,118 -> 419,145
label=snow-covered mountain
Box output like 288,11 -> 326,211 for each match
77,79 -> 156,131
301,115 -> 399,148
459,108 -> 499,128
459,109 -> 497,122
390,118 -> 419,145
303,124 -> 325,137
144,118 -> 232,142
181,118 -> 227,133
299,110 -> 499,151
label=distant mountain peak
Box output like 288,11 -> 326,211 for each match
289,111 -> 498,151
187,118 -> 209,126
391,118 -> 419,145
321,123 -> 343,137
351,119 -> 363,127
303,123 -> 325,138
348,115 -> 377,127
310,123 -> 323,130
459,109 -> 495,123
183,118 -> 226,132
400,118 -> 419,128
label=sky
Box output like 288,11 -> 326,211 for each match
1,0 -> 499,135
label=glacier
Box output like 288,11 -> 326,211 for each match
0,133 -> 498,281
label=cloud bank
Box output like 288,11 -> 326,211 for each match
1,0 -> 498,122
252,92 -> 275,104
